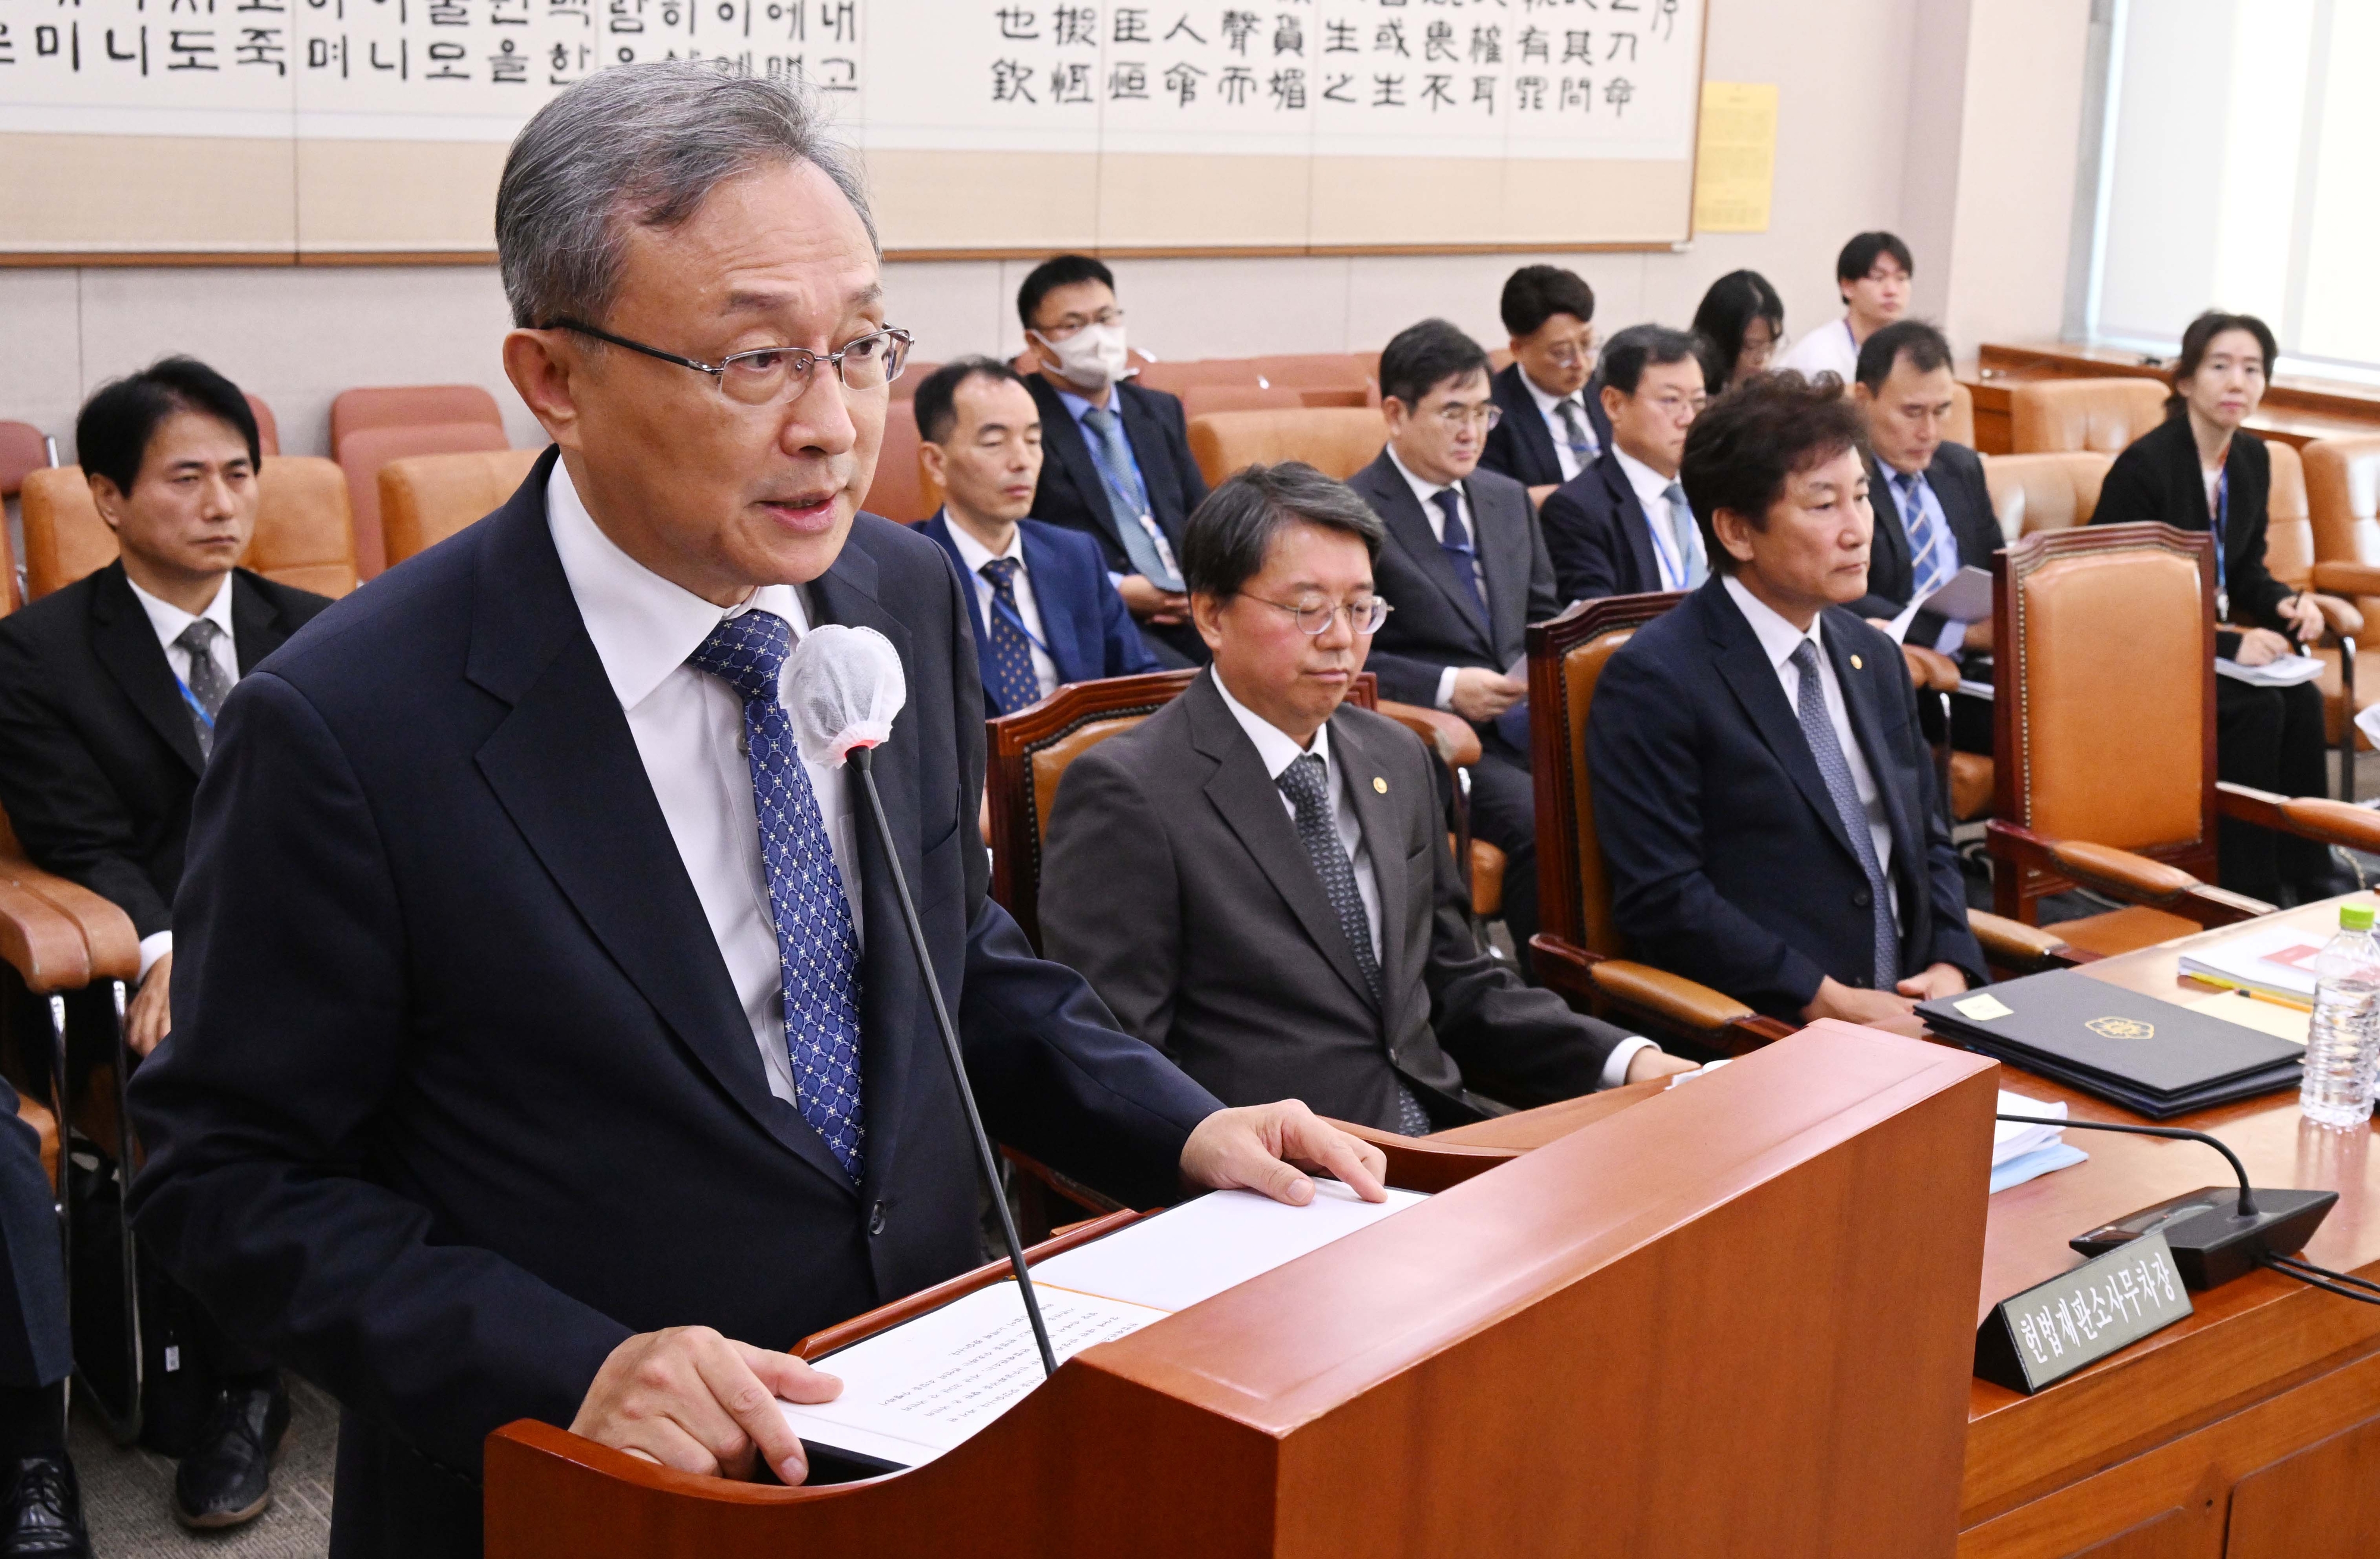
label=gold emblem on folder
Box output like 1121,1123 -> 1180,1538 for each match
2086,1016 -> 2155,1040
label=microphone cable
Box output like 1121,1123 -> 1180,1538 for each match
2260,1252 -> 2380,1306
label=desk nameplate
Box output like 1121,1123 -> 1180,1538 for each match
1975,1232 -> 2193,1395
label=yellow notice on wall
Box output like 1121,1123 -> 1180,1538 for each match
1693,83 -> 1780,234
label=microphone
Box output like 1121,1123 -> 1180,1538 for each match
781,625 -> 1059,1377
1999,1114 -> 2337,1291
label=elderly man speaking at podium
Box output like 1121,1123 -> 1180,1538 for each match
125,64 -> 1382,1557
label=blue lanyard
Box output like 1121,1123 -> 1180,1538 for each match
2212,461 -> 2229,610
174,675 -> 214,730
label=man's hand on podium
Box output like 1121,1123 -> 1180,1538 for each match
1181,1101 -> 1389,1206
571,1326 -> 843,1488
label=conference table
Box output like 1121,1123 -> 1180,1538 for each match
1447,895 -> 2380,1558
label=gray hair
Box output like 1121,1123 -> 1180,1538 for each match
1182,462 -> 1385,599
495,62 -> 878,329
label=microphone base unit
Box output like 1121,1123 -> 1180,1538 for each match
2071,1186 -> 2339,1291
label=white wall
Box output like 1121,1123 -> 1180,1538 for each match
0,0 -> 2091,464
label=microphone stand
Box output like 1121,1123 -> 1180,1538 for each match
849,746 -> 1059,1377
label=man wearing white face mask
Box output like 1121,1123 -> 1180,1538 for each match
1018,254 -> 1211,666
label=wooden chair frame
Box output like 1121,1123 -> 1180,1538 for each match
1987,523 -> 2380,928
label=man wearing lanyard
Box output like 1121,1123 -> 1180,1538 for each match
0,358 -> 328,1533
1014,255 -> 1212,667
1539,325 -> 1711,603
1776,232 -> 1912,386
913,357 -> 1160,716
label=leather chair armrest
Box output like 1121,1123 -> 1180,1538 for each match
2313,561 -> 2380,599
1900,643 -> 1961,694
10,1091 -> 58,1187
1587,959 -> 1755,1037
2218,781 -> 2380,856
2312,593 -> 2366,640
2044,838 -> 2272,925
0,856 -> 141,984
1378,699 -> 1483,769
0,876 -> 91,996
1966,909 -> 2071,972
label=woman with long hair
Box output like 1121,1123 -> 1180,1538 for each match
1689,270 -> 1785,396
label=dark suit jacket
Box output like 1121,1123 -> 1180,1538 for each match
2094,416 -> 2290,659
1345,451 -> 1559,713
1023,374 -> 1208,578
124,450 -> 1222,1556
1587,578 -> 1987,1018
1041,674 -> 1630,1130
1849,441 -> 2002,644
0,562 -> 330,938
917,511 -> 1160,716
1537,449 -> 1678,603
1480,363 -> 1614,491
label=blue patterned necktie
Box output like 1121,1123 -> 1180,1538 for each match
1661,480 -> 1708,588
1897,471 -> 1957,601
1430,489 -> 1489,621
976,557 -> 1044,715
687,611 -> 867,1182
1079,404 -> 1183,591
1788,640 -> 1898,991
1276,752 -> 1432,1138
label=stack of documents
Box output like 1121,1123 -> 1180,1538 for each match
2216,653 -> 2326,688
2176,924 -> 2326,1004
778,1183 -> 1427,1471
1991,1090 -> 2086,1193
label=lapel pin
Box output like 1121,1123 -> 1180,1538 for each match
1373,777 -> 1388,794
1850,654 -> 1864,670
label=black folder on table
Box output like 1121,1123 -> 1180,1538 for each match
1918,971 -> 2302,1118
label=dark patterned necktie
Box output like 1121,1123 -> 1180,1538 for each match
1276,752 -> 1432,1137
687,611 -> 867,1182
176,619 -> 233,760
1430,489 -> 1489,620
1555,398 -> 1599,465
1788,640 -> 1898,991
977,557 -> 1043,714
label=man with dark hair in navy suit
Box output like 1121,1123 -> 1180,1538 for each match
912,358 -> 1158,716
1014,254 -> 1211,668
124,64 -> 1383,1558
1480,265 -> 1612,507
1587,373 -> 1984,1025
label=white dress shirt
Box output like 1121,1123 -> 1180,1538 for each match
945,514 -> 1060,701
1775,316 -> 1861,386
1519,370 -> 1601,482
123,572 -> 239,982
1211,669 -> 1651,1088
1723,574 -> 1899,921
547,462 -> 864,1110
1611,446 -> 1703,590
1385,444 -> 1486,713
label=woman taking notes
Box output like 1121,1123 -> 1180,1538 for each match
2094,309 -> 2347,906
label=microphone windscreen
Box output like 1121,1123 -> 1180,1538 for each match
781,624 -> 908,768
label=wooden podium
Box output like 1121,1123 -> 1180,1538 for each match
484,1023 -> 1996,1558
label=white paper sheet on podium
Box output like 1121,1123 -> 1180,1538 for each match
779,1182 -> 1427,1467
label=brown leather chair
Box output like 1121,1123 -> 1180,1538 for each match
1245,354 -> 1379,409
379,447 -> 544,568
19,458 -> 357,600
1527,594 -> 2070,1054
1981,450 -> 2113,539
1986,523 -> 2380,948
243,393 -> 281,458
1945,381 -> 1976,450
1130,359 -> 1265,399
888,361 -> 938,403
2007,378 -> 2169,455
0,422 -> 51,502
339,421 -> 511,580
330,383 -> 503,451
1179,384 -> 1305,420
2303,436 -> 2380,758
1187,408 -> 1385,489
859,400 -> 929,523
2255,442 -> 2370,791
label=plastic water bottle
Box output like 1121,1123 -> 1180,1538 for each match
2300,903 -> 2380,1129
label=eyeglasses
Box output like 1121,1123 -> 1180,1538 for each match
1642,390 -> 1708,418
1245,594 -> 1393,636
1034,307 -> 1125,342
543,318 -> 913,405
1432,403 -> 1503,431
